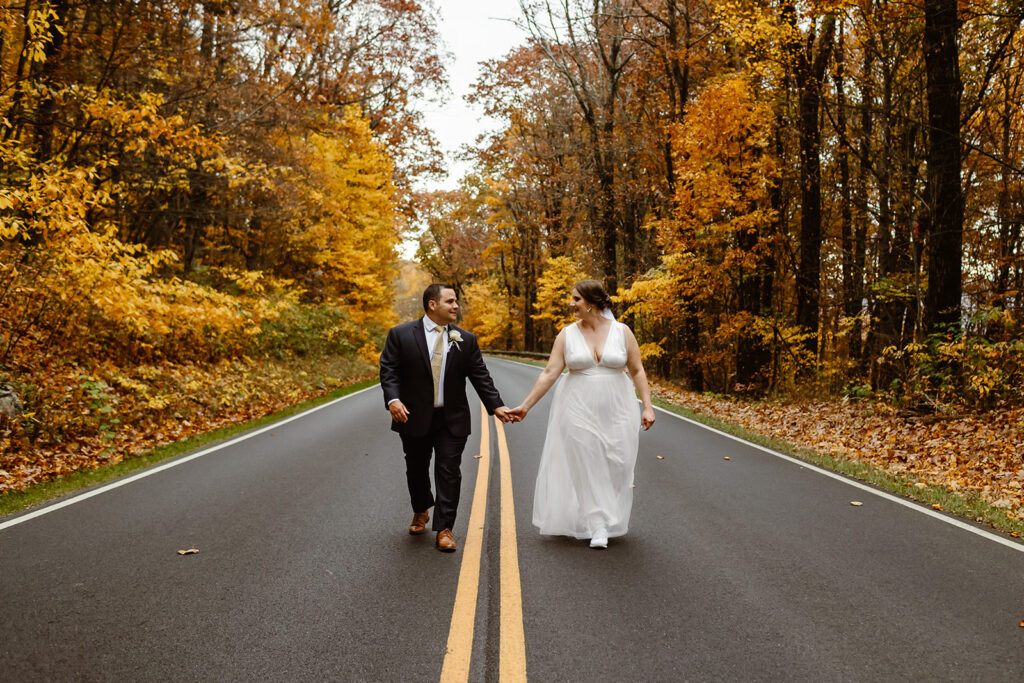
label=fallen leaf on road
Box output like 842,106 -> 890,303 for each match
656,455 -> 665,460
723,456 -> 731,460
177,549 -> 199,555
1011,532 -> 1020,538
850,501 -> 863,507
932,504 -> 943,510
473,454 -> 482,459
1020,620 -> 1024,627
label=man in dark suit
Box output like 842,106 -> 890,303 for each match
379,284 -> 512,552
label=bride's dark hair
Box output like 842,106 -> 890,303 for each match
573,279 -> 613,312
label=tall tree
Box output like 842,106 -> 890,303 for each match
785,6 -> 835,356
922,0 -> 963,331
521,0 -> 637,293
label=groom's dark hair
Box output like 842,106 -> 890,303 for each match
423,283 -> 455,312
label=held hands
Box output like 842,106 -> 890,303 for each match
390,402 -> 523,425
494,406 -> 519,424
506,405 -> 527,423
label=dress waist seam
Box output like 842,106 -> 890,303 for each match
568,367 -> 625,376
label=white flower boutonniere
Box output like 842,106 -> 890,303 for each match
447,329 -> 463,351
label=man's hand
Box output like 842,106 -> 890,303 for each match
494,406 -> 515,424
388,400 -> 410,424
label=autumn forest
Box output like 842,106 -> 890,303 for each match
1,1 -> 1022,510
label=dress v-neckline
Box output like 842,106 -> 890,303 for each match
578,321 -> 613,364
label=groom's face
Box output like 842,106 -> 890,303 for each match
429,287 -> 459,325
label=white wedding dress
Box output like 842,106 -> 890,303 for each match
532,321 -> 640,539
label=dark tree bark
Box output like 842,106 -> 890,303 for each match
786,9 -> 836,356
833,21 -> 857,364
995,68 -> 1022,309
866,55 -> 898,387
850,19 -> 873,368
682,312 -> 703,392
922,0 -> 963,332
735,225 -> 770,390
33,0 -> 70,163
522,0 -> 635,295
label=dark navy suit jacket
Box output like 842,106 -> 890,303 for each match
379,320 -> 504,438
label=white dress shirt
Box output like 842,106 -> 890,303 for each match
387,315 -> 450,409
423,315 -> 449,407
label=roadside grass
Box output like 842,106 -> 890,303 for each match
0,378 -> 378,519
652,397 -> 1024,538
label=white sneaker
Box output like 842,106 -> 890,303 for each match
589,528 -> 608,549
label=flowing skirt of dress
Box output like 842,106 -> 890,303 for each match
532,367 -> 640,539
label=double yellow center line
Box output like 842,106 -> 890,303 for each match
440,404 -> 527,682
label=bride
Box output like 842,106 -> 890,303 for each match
509,279 -> 655,548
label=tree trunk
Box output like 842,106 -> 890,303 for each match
735,224 -> 769,390
867,60 -> 897,388
850,27 -> 873,368
598,158 -> 618,294
33,0 -> 70,163
994,68 -> 1020,308
682,312 -> 703,392
922,0 -> 963,332
834,22 -> 856,366
789,11 -> 836,358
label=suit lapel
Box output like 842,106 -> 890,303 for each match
444,327 -> 459,374
411,320 -> 432,377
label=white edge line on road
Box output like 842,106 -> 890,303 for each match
487,357 -> 1024,554
0,385 -> 381,532
655,405 -> 1024,554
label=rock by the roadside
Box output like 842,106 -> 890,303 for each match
0,383 -> 24,418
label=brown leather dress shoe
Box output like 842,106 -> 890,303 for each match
409,511 -> 430,535
436,528 -> 456,552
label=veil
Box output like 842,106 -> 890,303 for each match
600,308 -> 616,321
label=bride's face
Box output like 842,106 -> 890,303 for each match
569,289 -> 586,318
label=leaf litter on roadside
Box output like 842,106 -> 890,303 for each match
651,380 -> 1024,521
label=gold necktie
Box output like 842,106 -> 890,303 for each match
431,325 -> 445,406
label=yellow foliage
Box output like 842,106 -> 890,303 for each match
532,255 -> 589,329
283,107 -> 399,328
358,342 -> 381,366
638,342 -> 667,360
461,279 -> 515,349
618,74 -> 784,387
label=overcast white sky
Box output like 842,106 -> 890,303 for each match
420,0 -> 529,190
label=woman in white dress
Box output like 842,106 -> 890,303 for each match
509,280 -> 655,548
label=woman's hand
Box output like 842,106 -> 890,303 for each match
641,406 -> 655,431
508,405 -> 528,423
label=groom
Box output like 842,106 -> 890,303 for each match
379,284 -> 512,552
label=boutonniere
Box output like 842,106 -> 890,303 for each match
447,328 -> 463,350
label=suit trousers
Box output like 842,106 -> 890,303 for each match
399,407 -> 468,532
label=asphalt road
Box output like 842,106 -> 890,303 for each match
2,357 -> 1023,681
